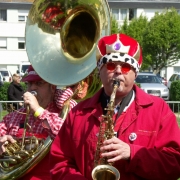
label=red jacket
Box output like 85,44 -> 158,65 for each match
50,85 -> 180,180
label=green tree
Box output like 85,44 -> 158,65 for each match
111,16 -> 120,34
143,8 -> 180,73
120,15 -> 148,46
120,15 -> 149,69
120,17 -> 129,34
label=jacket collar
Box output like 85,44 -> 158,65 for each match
82,84 -> 154,110
133,84 -> 154,107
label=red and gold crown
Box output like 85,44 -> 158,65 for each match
96,34 -> 143,72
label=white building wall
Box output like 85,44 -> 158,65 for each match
136,9 -> 144,17
166,67 -> 174,80
7,38 -> 17,50
0,23 -> 26,37
7,9 -> 18,22
141,9 -> 163,20
0,8 -> 29,74
0,50 -> 28,63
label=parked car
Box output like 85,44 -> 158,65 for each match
0,68 -> 12,82
17,62 -> 31,77
135,73 -> 169,100
0,73 -> 4,87
161,77 -> 167,86
156,74 -> 167,86
140,72 -> 167,86
167,73 -> 180,89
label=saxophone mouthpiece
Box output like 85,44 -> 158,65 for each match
113,79 -> 120,87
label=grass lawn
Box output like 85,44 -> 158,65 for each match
0,110 -> 8,120
176,115 -> 180,127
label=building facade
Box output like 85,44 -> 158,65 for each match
0,0 -> 180,79
0,0 -> 32,74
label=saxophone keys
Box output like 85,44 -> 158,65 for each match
114,132 -> 117,137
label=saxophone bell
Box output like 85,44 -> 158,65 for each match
92,165 -> 120,180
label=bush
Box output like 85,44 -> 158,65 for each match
0,82 -> 27,101
169,81 -> 180,112
169,81 -> 180,101
135,83 -> 141,88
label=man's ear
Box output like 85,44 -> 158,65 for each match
135,72 -> 137,78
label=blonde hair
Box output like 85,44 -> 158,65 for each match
12,73 -> 21,81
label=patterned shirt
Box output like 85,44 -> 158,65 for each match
0,88 -> 77,139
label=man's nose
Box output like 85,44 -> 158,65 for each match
114,65 -> 122,74
27,84 -> 37,90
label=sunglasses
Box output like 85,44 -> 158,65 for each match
106,61 -> 133,74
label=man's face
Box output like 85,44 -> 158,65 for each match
26,80 -> 56,108
99,61 -> 136,97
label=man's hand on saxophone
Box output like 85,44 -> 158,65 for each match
100,136 -> 130,162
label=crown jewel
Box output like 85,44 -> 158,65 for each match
106,34 -> 130,54
114,41 -> 121,50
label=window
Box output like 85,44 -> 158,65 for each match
176,75 -> 180,80
0,10 -> 7,21
112,9 -> 119,20
129,9 -> 136,20
18,10 -> 28,22
120,9 -> 127,20
18,38 -> 25,49
18,16 -> 26,22
18,42 -> 25,49
111,8 -> 136,21
0,38 -> 7,49
169,74 -> 176,81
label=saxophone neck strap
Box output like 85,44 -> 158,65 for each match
116,89 -> 133,119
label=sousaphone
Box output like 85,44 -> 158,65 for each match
0,0 -> 111,179
25,0 -> 111,87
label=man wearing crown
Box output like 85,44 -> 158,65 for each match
50,33 -> 180,180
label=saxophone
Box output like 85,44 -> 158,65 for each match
92,79 -> 120,180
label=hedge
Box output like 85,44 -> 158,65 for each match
169,81 -> 180,101
169,81 -> 180,112
0,82 -> 27,101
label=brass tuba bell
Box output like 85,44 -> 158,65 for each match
25,0 -> 111,86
